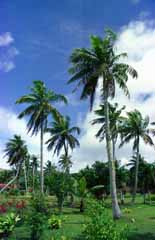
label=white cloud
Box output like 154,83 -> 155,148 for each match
0,107 -> 53,169
71,19 -> 155,172
0,33 -> 19,72
0,32 -> 14,47
0,61 -> 15,72
66,93 -> 81,106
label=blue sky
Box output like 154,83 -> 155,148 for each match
1,0 -> 155,170
0,0 -> 154,116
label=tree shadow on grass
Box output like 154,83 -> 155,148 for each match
129,233 -> 155,240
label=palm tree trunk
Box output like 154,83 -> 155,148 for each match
143,192 -> 146,204
112,138 -> 116,162
104,91 -> 121,219
64,142 -> 68,156
80,198 -> 84,212
0,165 -> 21,193
40,122 -> 44,194
132,137 -> 139,203
23,160 -> 28,193
32,166 -> 35,193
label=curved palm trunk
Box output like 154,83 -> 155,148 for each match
40,122 -> 44,194
104,92 -> 121,219
23,160 -> 28,193
0,165 -> 21,193
132,137 -> 139,203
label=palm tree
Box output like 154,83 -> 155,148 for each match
127,155 -> 154,204
46,112 -> 80,159
120,110 -> 154,203
59,154 -> 72,174
92,103 -> 125,161
127,154 -> 145,170
44,160 -> 52,174
0,135 -> 28,193
22,152 -> 30,193
16,80 -> 67,193
30,155 -> 39,192
76,176 -> 87,212
68,29 -> 137,219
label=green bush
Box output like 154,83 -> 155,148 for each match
48,215 -> 62,230
150,195 -> 155,201
8,188 -> 20,196
29,212 -> 46,240
31,192 -> 48,214
0,213 -> 20,238
82,199 -> 129,240
123,208 -> 132,214
27,193 -> 48,240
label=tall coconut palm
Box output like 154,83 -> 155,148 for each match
46,112 -> 80,163
120,110 -> 154,203
127,154 -> 145,170
92,103 -> 125,161
44,160 -> 52,174
59,154 -> 72,174
30,155 -> 39,192
0,135 -> 28,193
23,152 -> 30,193
68,29 -> 137,219
16,80 -> 67,193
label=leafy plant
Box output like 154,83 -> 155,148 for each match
27,193 -> 48,240
123,208 -> 132,214
0,205 -> 7,214
76,177 -> 87,212
83,199 -> 129,240
8,188 -> 20,196
48,171 -> 68,212
48,215 -> 62,230
29,212 -> 46,240
31,192 -> 48,214
0,213 -> 20,238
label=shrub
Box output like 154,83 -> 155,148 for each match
48,215 -> 62,230
31,192 -> 48,214
50,236 -> 70,240
29,212 -> 46,240
150,195 -> 155,201
16,200 -> 26,210
82,199 -> 129,240
0,213 -> 20,238
123,208 -> 132,214
7,200 -> 14,207
8,188 -> 20,196
27,193 -> 48,240
0,205 -> 7,214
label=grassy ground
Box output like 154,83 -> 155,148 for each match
1,194 -> 155,240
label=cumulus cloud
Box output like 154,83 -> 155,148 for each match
0,107 -> 53,169
71,19 -> 155,172
0,32 -> 19,72
0,32 -> 14,47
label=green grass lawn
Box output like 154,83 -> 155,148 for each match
2,194 -> 155,240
